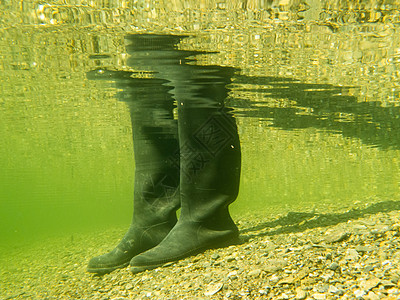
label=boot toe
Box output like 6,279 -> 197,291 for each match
129,222 -> 239,274
129,246 -> 168,274
87,250 -> 131,275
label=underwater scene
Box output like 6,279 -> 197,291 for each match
1,0 -> 400,299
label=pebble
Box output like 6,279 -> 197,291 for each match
360,278 -> 381,291
354,289 -> 366,298
279,292 -> 290,299
327,262 -> 340,270
295,287 -> 307,299
247,269 -> 261,278
264,259 -> 287,272
322,230 -> 350,244
211,253 -> 220,260
365,291 -> 380,300
227,270 -> 238,277
344,248 -> 360,260
226,256 -> 236,262
125,283 -> 133,290
381,279 -> 396,288
204,282 -> 223,296
314,283 -> 329,293
270,274 -> 281,283
327,285 -> 341,295
312,292 -> 326,299
355,245 -> 374,253
363,265 -> 375,272
4,207 -> 400,299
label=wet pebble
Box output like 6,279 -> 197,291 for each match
225,256 -> 236,262
312,292 -> 327,299
360,278 -> 381,291
204,282 -> 223,296
295,287 -> 307,299
247,269 -> 261,278
344,248 -> 360,260
322,230 -> 350,244
327,262 -> 340,270
211,253 -> 220,260
5,208 -> 400,299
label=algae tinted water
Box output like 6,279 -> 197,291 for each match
1,1 -> 400,293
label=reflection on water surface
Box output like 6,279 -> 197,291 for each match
231,75 -> 400,149
0,0 -> 400,246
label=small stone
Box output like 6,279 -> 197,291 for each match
270,274 -> 281,283
360,278 -> 381,291
327,262 -> 340,271
346,248 -> 360,260
264,259 -> 288,273
392,223 -> 400,231
365,291 -> 380,300
354,289 -> 366,298
226,256 -> 236,262
381,279 -> 396,288
322,230 -> 350,243
279,275 -> 296,285
247,269 -> 261,278
320,273 -> 333,282
387,287 -> 400,295
225,290 -> 233,298
259,286 -> 271,295
295,267 -> 310,280
204,282 -> 223,296
227,270 -> 238,278
125,283 -> 133,290
363,265 -> 375,272
327,285 -> 340,295
211,253 -> 220,260
372,225 -> 391,234
382,260 -> 392,267
295,287 -> 307,300
314,284 -> 329,293
279,292 -> 290,299
312,292 -> 326,299
355,245 -> 374,253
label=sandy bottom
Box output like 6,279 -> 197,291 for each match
2,200 -> 400,299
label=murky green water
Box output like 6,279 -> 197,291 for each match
1,0 -> 400,265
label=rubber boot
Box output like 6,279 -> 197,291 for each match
128,35 -> 241,273
87,59 -> 180,274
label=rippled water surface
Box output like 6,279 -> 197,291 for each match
1,1 -> 400,248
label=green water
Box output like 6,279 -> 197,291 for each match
1,0 -> 400,275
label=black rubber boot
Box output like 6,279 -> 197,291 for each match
87,55 -> 181,274
128,35 -> 241,273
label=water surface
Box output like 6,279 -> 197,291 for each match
1,0 -> 400,251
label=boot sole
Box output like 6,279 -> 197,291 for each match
87,261 -> 130,275
130,236 -> 240,274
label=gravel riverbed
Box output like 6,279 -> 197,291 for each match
2,200 -> 400,300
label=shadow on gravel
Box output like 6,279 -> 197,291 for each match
240,200 -> 400,240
